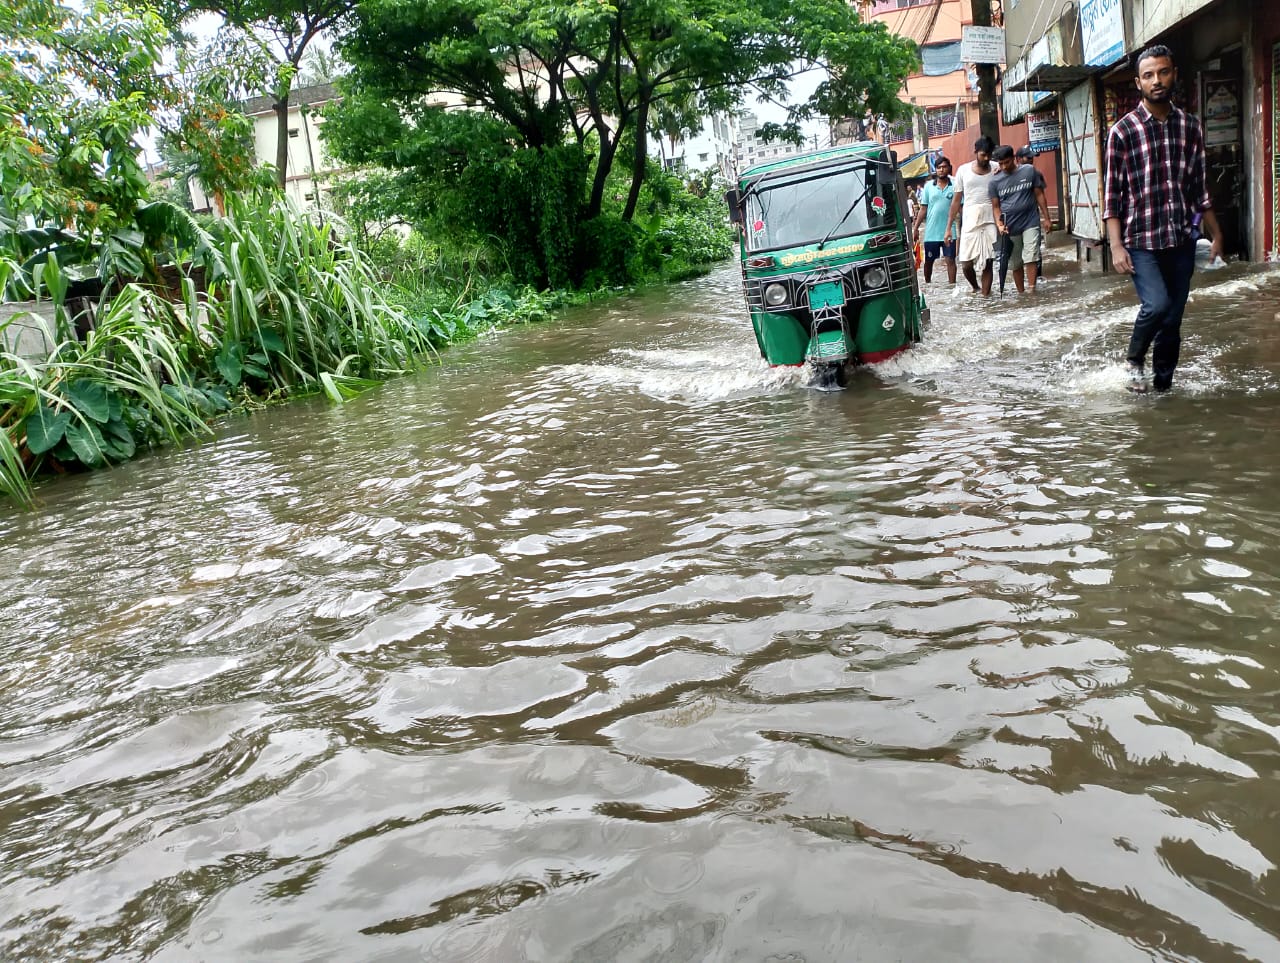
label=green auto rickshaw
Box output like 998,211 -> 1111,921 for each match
725,142 -> 927,387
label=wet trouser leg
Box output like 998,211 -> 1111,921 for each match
1126,241 -> 1195,390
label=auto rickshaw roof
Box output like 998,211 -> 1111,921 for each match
738,141 -> 890,182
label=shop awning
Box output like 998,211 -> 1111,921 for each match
1007,64 -> 1096,92
898,150 -> 932,180
1004,11 -> 1093,93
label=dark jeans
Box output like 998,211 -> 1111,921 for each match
1126,241 -> 1195,390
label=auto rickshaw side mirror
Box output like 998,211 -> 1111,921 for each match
724,189 -> 742,223
875,153 -> 898,189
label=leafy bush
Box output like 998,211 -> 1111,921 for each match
578,216 -> 643,289
664,200 -> 736,268
362,229 -> 565,347
591,160 -> 734,283
1,189 -> 434,505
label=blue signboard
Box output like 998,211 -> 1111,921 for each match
1079,0 -> 1124,67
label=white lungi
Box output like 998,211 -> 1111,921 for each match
958,220 -> 997,268
954,160 -> 997,268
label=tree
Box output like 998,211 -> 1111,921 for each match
0,0 -> 269,293
651,90 -> 702,171
166,0 -> 356,189
1,0 -> 180,243
331,0 -> 918,221
165,29 -> 274,214
297,44 -> 345,87
322,0 -> 917,287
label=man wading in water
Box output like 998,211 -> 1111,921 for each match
990,145 -> 1051,294
911,156 -> 957,286
944,136 -> 997,296
1103,44 -> 1222,393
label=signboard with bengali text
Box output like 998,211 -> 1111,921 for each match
1079,0 -> 1124,67
1203,79 -> 1240,147
1027,111 -> 1061,153
961,26 -> 1005,65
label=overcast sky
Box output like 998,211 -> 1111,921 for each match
748,63 -> 828,135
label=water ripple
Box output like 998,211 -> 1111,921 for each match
3,263 -> 1280,958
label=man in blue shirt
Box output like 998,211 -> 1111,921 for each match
911,156 -> 956,284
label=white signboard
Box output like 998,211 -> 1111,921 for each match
1027,111 -> 1061,153
961,26 -> 1005,65
1079,0 -> 1124,67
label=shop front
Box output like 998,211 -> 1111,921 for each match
1060,79 -> 1103,259
1116,0 -> 1252,259
1044,0 -> 1268,266
1001,5 -> 1092,254
1252,4 -> 1280,261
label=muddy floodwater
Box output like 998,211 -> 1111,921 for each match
3,249 -> 1280,961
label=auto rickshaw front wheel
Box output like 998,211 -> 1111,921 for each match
811,363 -> 848,390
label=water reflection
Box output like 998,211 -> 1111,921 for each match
2,256 -> 1280,959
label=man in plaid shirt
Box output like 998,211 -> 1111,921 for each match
1103,44 -> 1222,393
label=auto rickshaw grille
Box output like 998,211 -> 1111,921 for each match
745,252 -> 912,313
886,250 -> 914,289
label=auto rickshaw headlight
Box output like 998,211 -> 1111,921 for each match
764,283 -> 789,307
861,265 -> 889,290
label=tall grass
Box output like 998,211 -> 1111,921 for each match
2,285 -> 220,488
198,193 -> 438,393
1,192 -> 439,507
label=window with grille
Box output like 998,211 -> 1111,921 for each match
925,105 -> 965,138
885,118 -> 913,143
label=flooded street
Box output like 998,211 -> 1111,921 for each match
3,248 -> 1280,960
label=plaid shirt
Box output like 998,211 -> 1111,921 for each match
1102,102 -> 1212,250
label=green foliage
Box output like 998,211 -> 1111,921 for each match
164,0 -> 358,189
160,27 -> 277,210
331,0 -> 919,227
0,1 -> 273,297
584,160 -> 734,285
1,188 -> 436,506
578,216 -> 644,289
325,97 -> 591,288
458,146 -> 589,289
362,228 -> 565,348
1,0 -> 180,242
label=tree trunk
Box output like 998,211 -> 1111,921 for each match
273,95 -> 290,190
587,132 -> 619,220
621,95 -> 651,222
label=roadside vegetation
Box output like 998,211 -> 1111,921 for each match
1,0 -> 916,507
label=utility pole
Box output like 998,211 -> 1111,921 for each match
969,0 -> 1001,145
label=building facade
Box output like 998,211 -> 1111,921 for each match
654,112 -> 740,182
191,83 -> 346,215
858,0 -> 978,151
733,111 -> 834,172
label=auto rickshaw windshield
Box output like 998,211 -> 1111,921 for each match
743,161 -> 896,252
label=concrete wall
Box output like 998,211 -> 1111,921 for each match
0,303 -> 56,363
